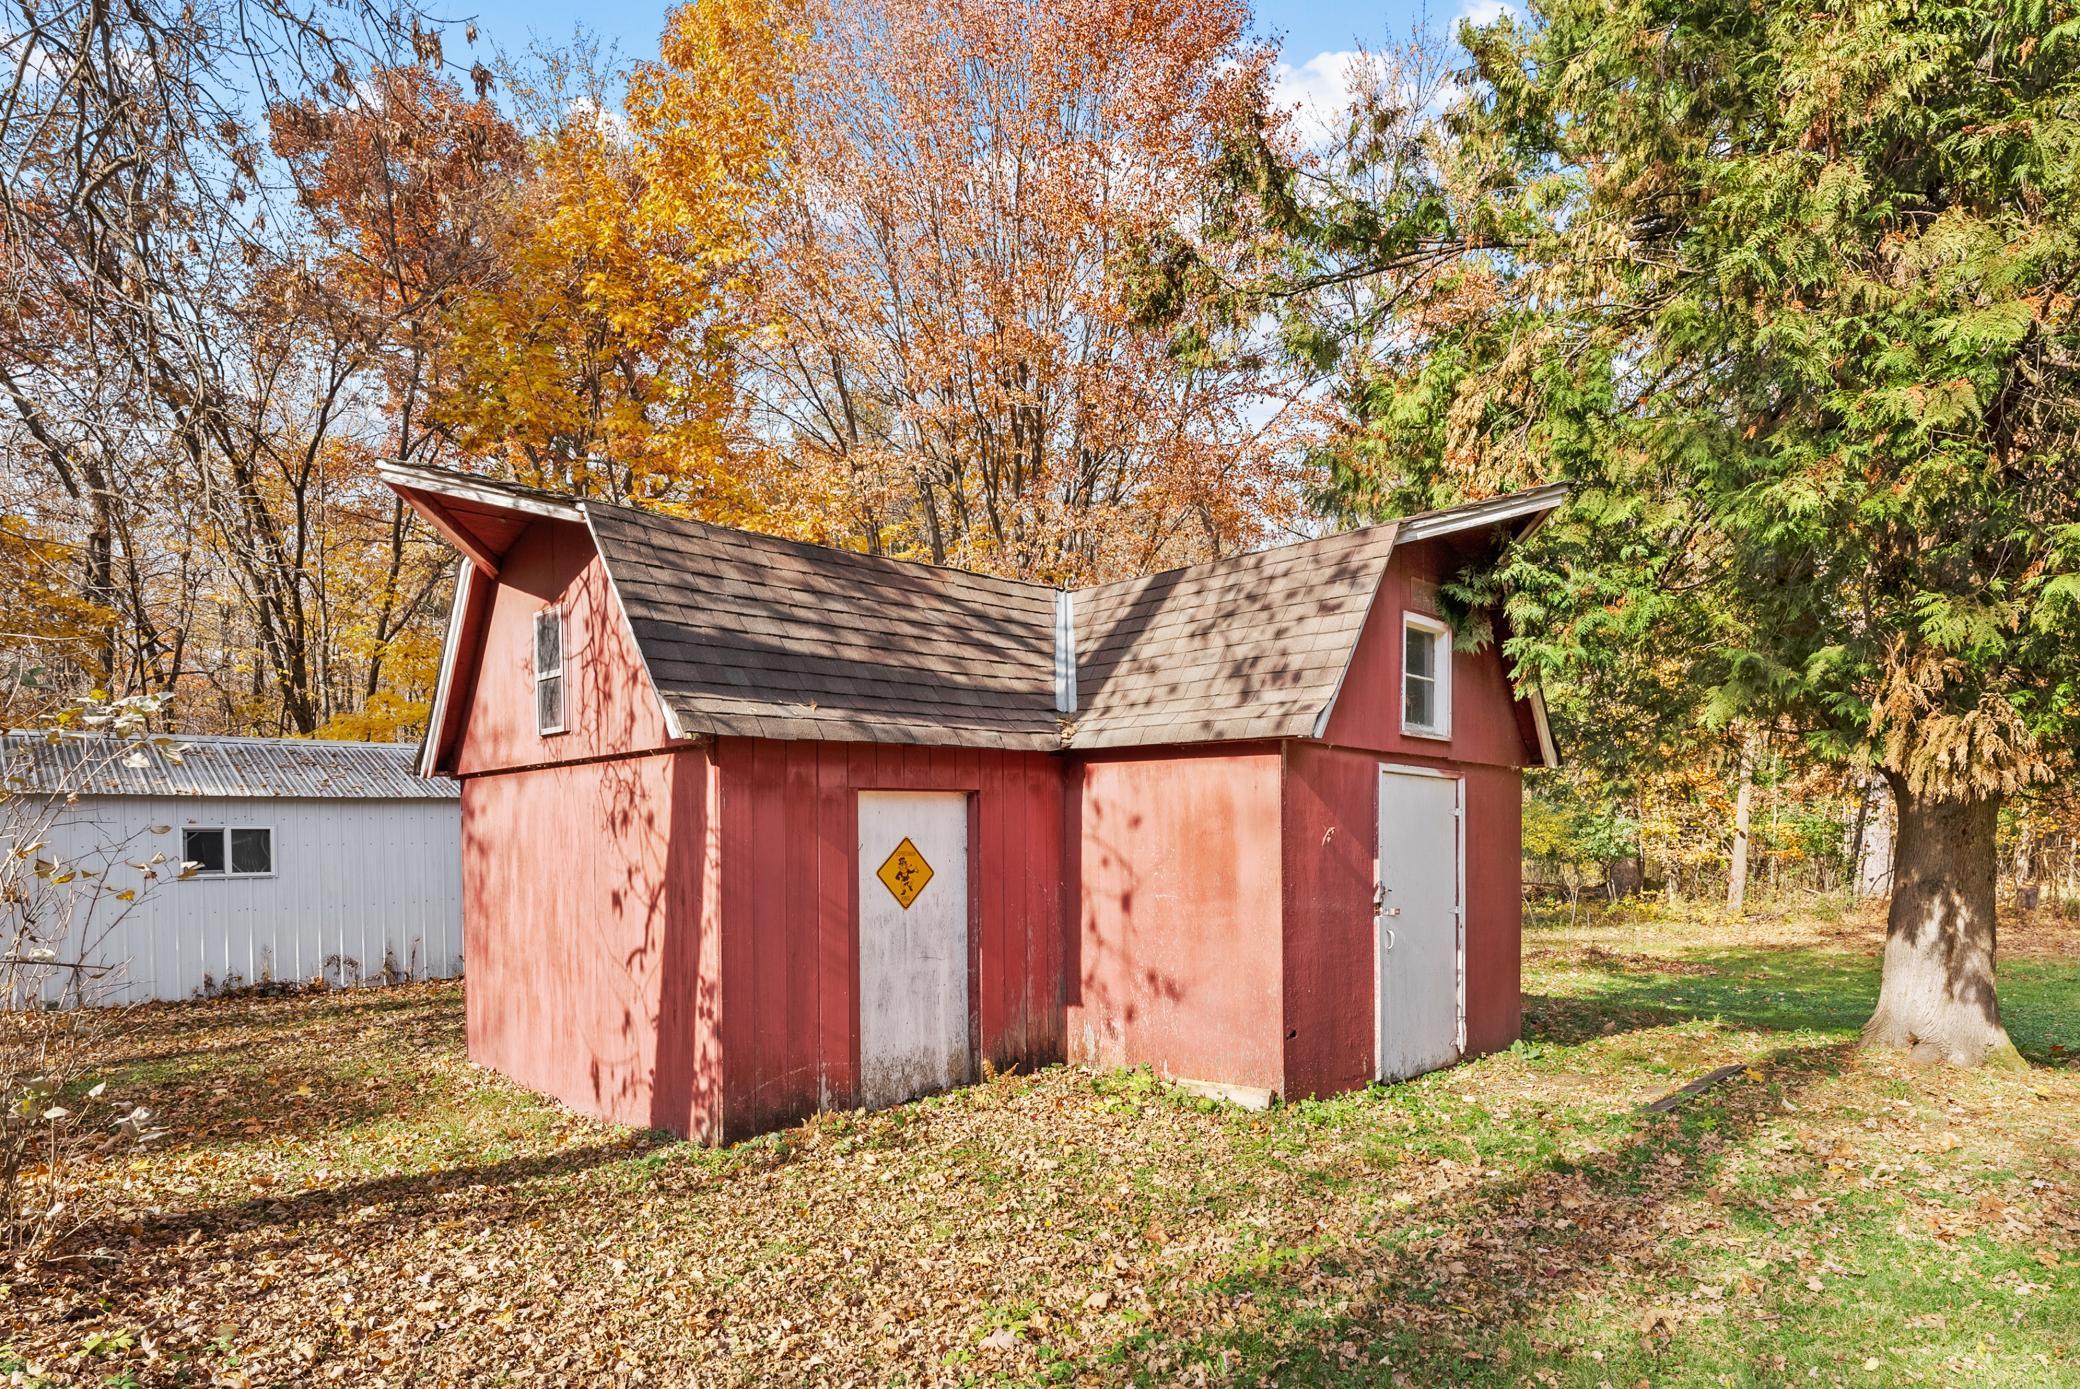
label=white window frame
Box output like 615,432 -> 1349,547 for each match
534,606 -> 567,737
1400,611 -> 1452,741
180,825 -> 276,880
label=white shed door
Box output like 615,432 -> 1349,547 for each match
857,791 -> 970,1109
1377,767 -> 1463,1082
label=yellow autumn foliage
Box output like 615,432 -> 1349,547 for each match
435,0 -> 799,517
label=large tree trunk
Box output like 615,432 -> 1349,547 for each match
1862,782 -> 2024,1068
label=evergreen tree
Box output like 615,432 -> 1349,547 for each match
1192,1 -> 2080,1064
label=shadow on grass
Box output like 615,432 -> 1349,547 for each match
1083,1040 -> 1854,1386
1526,943 -> 2075,1063
60,1132 -> 676,1275
81,987 -> 469,1148
101,985 -> 461,1073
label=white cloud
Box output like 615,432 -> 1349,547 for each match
566,94 -> 632,146
1457,0 -> 1519,26
1268,49 -> 1368,145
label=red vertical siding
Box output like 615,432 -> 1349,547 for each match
459,746 -> 721,1138
1279,742 -> 1379,1099
1278,742 -> 1526,1093
813,744 -> 853,1103
1027,759 -> 1066,1061
1460,761 -> 1525,1055
713,737 -> 1064,1139
1321,540 -> 1537,769
1066,747 -> 1286,1094
453,518 -> 676,777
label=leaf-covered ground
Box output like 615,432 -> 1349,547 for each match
5,903 -> 2076,1387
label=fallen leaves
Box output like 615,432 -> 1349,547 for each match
0,936 -> 2070,1389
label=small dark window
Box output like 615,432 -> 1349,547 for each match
534,608 -> 566,735
230,827 -> 273,875
183,826 -> 273,878
183,828 -> 225,875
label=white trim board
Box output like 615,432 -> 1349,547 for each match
1396,483 -> 1568,545
376,460 -> 584,523
418,564 -> 473,779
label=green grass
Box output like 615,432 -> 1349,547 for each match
6,902 -> 2075,1386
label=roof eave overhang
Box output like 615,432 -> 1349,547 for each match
1394,482 -> 1569,546
378,460 -> 584,578
377,460 -> 584,524
382,463 -> 696,767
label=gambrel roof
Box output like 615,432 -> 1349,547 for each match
380,463 -> 1565,762
1069,524 -> 1402,747
586,504 -> 1059,749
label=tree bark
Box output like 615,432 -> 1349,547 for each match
1727,732 -> 1755,914
1853,774 -> 1895,898
1863,781 -> 2025,1068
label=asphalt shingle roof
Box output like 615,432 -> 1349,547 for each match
582,503 -> 1406,751
586,504 -> 1062,750
1069,523 -> 1400,747
383,464 -> 1564,755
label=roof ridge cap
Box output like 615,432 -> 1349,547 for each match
580,498 -> 1061,595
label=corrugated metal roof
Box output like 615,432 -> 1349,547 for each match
0,734 -> 457,800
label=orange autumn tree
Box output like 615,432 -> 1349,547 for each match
271,67 -> 526,739
634,0 -> 1310,582
438,13 -> 797,512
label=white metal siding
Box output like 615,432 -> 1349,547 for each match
30,796 -> 462,1005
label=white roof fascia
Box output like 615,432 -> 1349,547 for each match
377,460 -> 584,523
1527,682 -> 1560,768
1395,484 -> 1568,546
419,563 -> 473,778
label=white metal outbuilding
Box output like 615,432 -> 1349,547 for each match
4,734 -> 461,1005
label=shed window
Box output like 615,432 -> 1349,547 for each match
183,827 -> 273,878
1401,612 -> 1452,739
534,608 -> 566,736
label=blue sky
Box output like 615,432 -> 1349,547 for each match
434,0 -> 1504,103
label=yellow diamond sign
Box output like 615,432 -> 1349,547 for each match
876,837 -> 934,910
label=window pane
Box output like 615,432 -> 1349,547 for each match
1404,674 -> 1434,730
538,673 -> 565,732
230,827 -> 272,875
535,609 -> 561,672
183,828 -> 225,874
1404,625 -> 1434,680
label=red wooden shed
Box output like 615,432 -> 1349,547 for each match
383,462 -> 1562,1140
